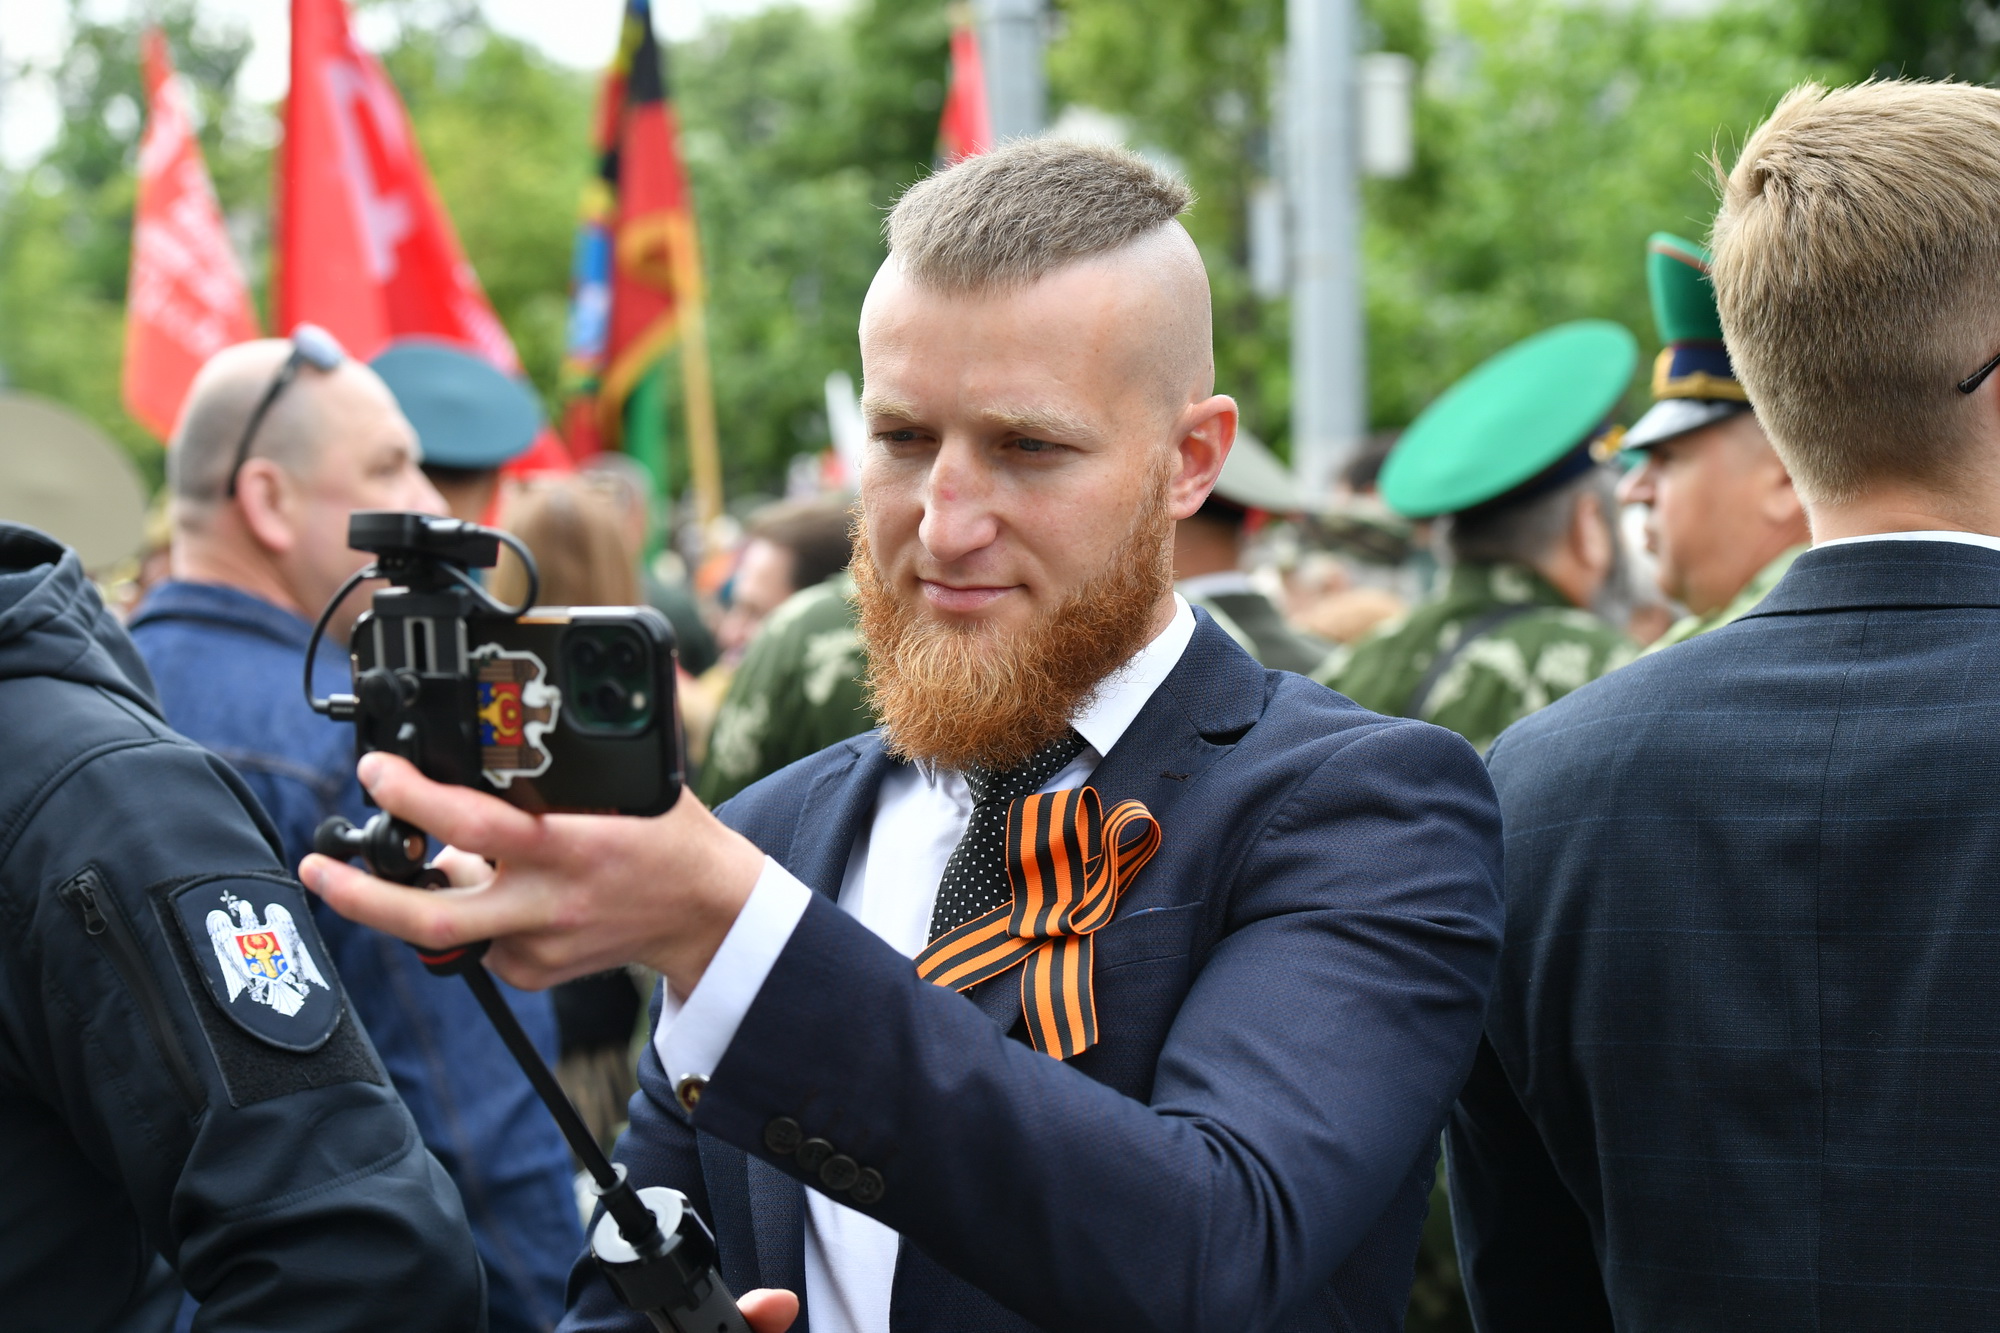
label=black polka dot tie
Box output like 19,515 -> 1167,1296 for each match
927,729 -> 1090,941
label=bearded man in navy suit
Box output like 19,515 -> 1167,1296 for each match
306,138 -> 1505,1333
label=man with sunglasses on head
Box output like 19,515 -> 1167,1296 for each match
129,331 -> 586,1333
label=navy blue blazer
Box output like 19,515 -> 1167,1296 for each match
1450,540 -> 2000,1332
561,614 -> 1503,1333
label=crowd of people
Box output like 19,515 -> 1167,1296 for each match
7,74 -> 2000,1333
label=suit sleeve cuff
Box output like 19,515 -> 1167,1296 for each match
651,855 -> 814,1096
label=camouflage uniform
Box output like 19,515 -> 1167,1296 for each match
1641,545 -> 1805,656
697,572 -> 871,807
1318,561 -> 1636,753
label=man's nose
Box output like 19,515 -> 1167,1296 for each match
1616,458 -> 1656,507
917,438 -> 1000,563
408,468 -> 450,518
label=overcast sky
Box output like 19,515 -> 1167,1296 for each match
0,0 -> 843,169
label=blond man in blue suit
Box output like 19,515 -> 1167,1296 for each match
1453,81 -> 2000,1331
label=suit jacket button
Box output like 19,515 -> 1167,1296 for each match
674,1075 -> 707,1114
764,1117 -> 803,1156
849,1167 -> 885,1206
796,1137 -> 833,1172
819,1154 -> 860,1192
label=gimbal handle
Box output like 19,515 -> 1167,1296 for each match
313,813 -> 749,1333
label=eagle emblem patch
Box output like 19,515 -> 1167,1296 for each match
473,643 -> 561,788
206,891 -> 327,1016
170,876 -> 340,1052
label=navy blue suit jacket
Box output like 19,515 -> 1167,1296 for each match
562,614 -> 1504,1332
1450,541 -> 2000,1331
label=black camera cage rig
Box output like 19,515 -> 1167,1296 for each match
307,511 -> 747,1333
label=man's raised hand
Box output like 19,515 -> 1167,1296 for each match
298,751 -> 767,994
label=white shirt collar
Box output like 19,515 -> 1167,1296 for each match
1814,529 -> 2000,554
1069,593 -> 1197,758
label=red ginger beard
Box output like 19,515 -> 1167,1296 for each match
851,463 -> 1176,774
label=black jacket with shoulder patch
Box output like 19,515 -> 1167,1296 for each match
0,525 -> 485,1332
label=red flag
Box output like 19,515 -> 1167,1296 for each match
506,426 -> 575,479
937,19 -> 992,163
277,0 -> 517,371
123,29 -> 259,441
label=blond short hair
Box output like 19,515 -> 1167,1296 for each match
1711,80 -> 2000,504
886,138 -> 1193,293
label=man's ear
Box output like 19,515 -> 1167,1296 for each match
1757,449 -> 1806,529
1573,487 -> 1614,576
234,458 -> 299,557
1169,396 -> 1237,519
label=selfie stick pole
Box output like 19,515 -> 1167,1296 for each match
314,812 -> 751,1333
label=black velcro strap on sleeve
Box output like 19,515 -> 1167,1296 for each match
153,873 -> 384,1108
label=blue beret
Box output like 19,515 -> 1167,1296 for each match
370,339 -> 542,470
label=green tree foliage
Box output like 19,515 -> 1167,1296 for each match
1363,0 -> 1830,428
655,0 -> 948,498
0,0 -> 945,499
378,7 -> 593,406
1054,0 -> 1830,448
1049,0 -> 1290,445
1798,0 -> 2000,81
0,1 -> 257,486
0,0 -> 1951,500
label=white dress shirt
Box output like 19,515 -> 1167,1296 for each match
1813,529 -> 2000,554
654,594 -> 1198,1333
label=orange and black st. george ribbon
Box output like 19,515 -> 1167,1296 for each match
915,787 -> 1161,1060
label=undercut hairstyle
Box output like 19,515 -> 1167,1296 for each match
1711,80 -> 2000,504
886,138 -> 1194,293
1444,467 -> 1617,568
168,345 -> 322,508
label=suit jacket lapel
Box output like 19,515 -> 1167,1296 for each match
782,735 -> 898,895
1083,634 -> 1260,852
966,613 -> 1267,1029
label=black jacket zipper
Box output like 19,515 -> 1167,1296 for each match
59,869 -> 204,1114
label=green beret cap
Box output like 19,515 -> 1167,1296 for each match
1625,232 -> 1750,451
371,339 -> 542,471
1647,233 -> 1724,344
1379,320 -> 1637,520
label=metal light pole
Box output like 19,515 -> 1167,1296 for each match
978,0 -> 1048,142
1286,0 -> 1366,497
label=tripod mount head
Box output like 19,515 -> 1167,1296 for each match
305,511 -> 538,787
